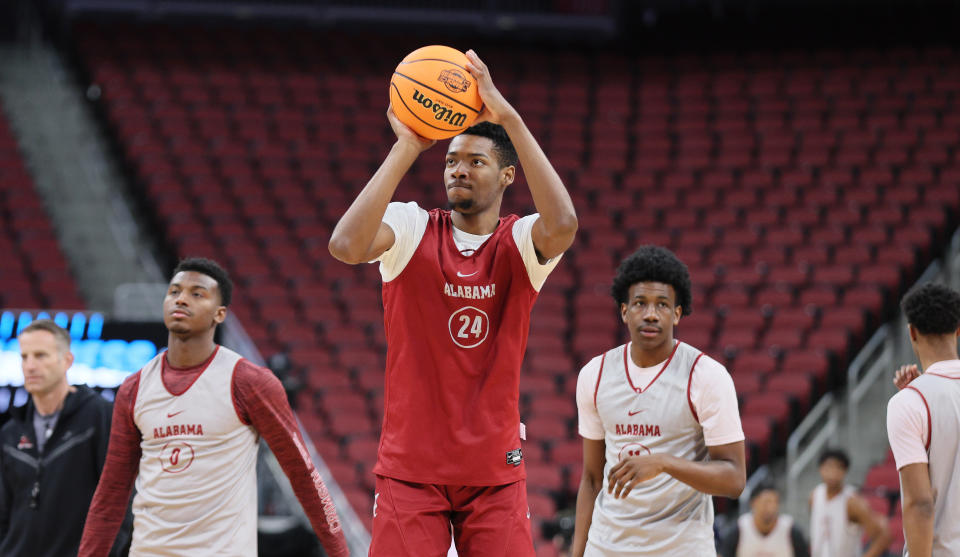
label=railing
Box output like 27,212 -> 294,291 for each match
785,393 -> 839,506
229,317 -> 372,553
295,414 -> 373,554
846,325 -> 893,455
738,464 -> 770,510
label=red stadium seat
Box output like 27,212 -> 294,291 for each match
864,464 -> 901,495
740,415 -> 774,462
525,462 -> 564,494
68,28 -> 960,501
765,373 -> 814,413
742,392 -> 792,443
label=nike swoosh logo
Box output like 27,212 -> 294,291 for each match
456,270 -> 479,277
628,410 -> 645,416
167,411 -> 185,418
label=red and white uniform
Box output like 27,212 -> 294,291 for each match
375,201 -> 558,485
887,359 -> 960,556
736,513 -> 796,557
132,347 -> 257,554
367,201 -> 559,557
79,347 -> 348,557
809,484 -> 862,557
576,341 -> 743,555
576,342 -> 744,446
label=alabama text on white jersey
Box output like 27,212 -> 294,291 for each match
132,347 -> 259,556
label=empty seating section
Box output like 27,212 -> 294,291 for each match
0,105 -> 85,310
73,23 -> 960,539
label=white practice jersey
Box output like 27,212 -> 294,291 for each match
810,484 -> 861,557
903,372 -> 960,556
736,512 -> 795,557
586,341 -> 714,556
131,347 -> 259,556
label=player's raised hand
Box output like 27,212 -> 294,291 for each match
607,455 -> 664,499
893,364 -> 920,390
387,104 -> 435,152
464,49 -> 518,125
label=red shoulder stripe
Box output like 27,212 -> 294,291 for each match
594,352 -> 606,410
687,353 -> 705,423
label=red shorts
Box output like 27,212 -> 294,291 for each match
369,475 -> 535,557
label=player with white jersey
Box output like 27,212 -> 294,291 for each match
886,282 -> 960,556
78,258 -> 348,557
572,246 -> 746,557
808,449 -> 889,557
328,50 -> 577,556
719,484 -> 810,557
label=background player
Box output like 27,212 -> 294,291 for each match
78,258 -> 348,557
886,282 -> 960,556
572,246 -> 745,556
719,483 -> 810,557
809,449 -> 890,557
328,49 -> 577,556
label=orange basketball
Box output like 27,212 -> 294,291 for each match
389,45 -> 483,140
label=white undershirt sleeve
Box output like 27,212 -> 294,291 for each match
512,214 -> 562,292
689,356 -> 745,446
375,201 -> 429,282
576,356 -> 605,440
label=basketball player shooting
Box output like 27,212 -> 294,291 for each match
328,50 -> 578,556
572,247 -> 746,557
78,258 -> 348,557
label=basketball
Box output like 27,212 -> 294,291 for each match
389,45 -> 483,140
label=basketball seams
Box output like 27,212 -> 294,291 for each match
392,71 -> 483,113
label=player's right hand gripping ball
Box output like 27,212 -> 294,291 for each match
389,45 -> 484,140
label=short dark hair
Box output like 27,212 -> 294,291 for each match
459,122 -> 519,168
901,282 -> 960,336
19,319 -> 71,352
818,448 -> 850,469
172,257 -> 233,307
750,482 -> 779,502
611,246 -> 693,316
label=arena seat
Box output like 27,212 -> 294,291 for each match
71,24 -> 960,528
0,105 -> 85,310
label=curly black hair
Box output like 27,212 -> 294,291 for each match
901,282 -> 960,336
172,257 -> 233,307
818,448 -> 850,470
610,246 -> 693,316
459,121 -> 518,168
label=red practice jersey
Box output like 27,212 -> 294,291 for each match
375,209 -> 539,486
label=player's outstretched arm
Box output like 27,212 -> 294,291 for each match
328,107 -> 435,265
848,493 -> 892,557
78,375 -> 142,557
607,441 -> 746,499
899,462 -> 934,557
236,363 -> 349,557
572,438 -> 605,557
465,50 -> 577,261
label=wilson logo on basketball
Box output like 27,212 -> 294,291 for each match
411,89 -> 469,127
438,69 -> 470,93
